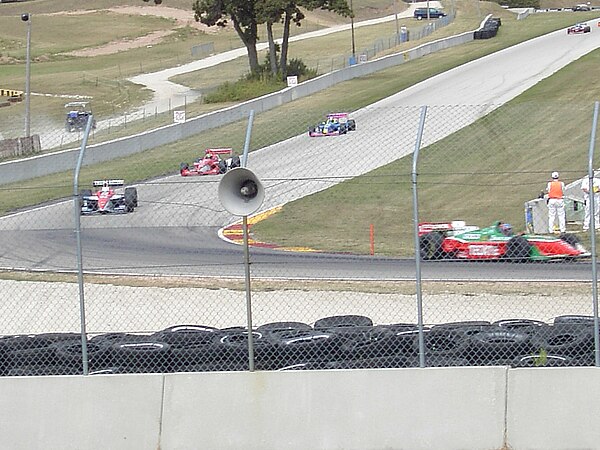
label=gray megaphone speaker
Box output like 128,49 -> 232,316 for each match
218,167 -> 265,216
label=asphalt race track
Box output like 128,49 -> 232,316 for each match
2,23 -> 600,281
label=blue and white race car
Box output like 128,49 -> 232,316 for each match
309,113 -> 356,137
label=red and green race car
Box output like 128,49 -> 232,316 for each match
418,221 -> 589,260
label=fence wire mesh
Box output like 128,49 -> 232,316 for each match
0,103 -> 599,376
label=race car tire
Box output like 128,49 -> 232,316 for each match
230,156 -> 241,169
313,314 -> 373,329
79,189 -> 92,209
124,187 -> 137,211
347,119 -> 356,131
504,235 -> 532,260
180,162 -> 189,173
419,232 -> 444,260
559,232 -> 580,248
218,160 -> 228,174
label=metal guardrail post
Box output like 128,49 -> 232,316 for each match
72,114 -> 94,375
411,106 -> 428,368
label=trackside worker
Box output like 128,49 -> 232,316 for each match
546,171 -> 566,233
581,174 -> 600,231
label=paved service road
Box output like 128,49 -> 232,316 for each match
2,20 -> 600,280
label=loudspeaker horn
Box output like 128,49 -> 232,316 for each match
218,167 -> 265,216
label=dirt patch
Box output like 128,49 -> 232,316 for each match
56,5 -> 222,58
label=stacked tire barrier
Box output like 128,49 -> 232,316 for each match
474,16 -> 501,40
1,314 -> 597,376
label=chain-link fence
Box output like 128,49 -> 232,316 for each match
1,103 -> 599,376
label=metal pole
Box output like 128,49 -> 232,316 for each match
241,110 -> 255,168
73,114 -> 94,375
411,106 -> 428,368
241,111 -> 256,371
394,0 -> 400,44
587,101 -> 600,367
350,0 -> 356,60
242,215 -> 255,371
24,14 -> 31,138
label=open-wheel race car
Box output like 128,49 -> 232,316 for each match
567,22 -> 591,34
309,113 -> 356,137
65,102 -> 97,132
79,180 -> 138,215
180,148 -> 241,176
418,221 -> 589,261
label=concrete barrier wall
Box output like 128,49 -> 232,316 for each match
0,31 -> 475,186
4,366 -> 600,449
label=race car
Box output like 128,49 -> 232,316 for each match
308,113 -> 356,137
180,148 -> 241,176
65,102 -> 97,132
418,220 -> 589,261
79,180 -> 138,215
567,23 -> 591,34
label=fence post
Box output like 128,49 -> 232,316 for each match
72,114 -> 94,375
587,101 -> 600,367
411,105 -> 428,368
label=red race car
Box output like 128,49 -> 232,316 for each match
567,23 -> 591,34
418,220 -> 589,261
79,180 -> 138,215
180,148 -> 241,176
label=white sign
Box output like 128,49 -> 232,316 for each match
173,110 -> 186,123
359,54 -> 368,64
287,76 -> 298,87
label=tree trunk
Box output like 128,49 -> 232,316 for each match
266,21 -> 278,76
279,11 -> 292,77
232,17 -> 260,74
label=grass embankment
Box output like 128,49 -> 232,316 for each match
2,3 -> 600,257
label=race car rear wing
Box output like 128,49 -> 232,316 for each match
327,113 -> 349,123
418,221 -> 478,236
205,148 -> 233,156
93,179 -> 125,187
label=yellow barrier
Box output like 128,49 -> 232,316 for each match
0,89 -> 23,98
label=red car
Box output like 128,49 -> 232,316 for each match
567,23 -> 591,34
79,180 -> 138,215
180,148 -> 241,176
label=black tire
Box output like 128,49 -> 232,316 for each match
218,160 -> 228,174
271,329 -> 345,367
180,162 -> 189,174
492,319 -> 549,336
347,119 -> 356,131
152,325 -> 221,371
553,315 -> 597,325
124,187 -> 137,211
314,315 -> 373,329
419,232 -> 445,260
257,322 -> 313,342
466,328 -> 533,364
504,235 -> 532,260
110,341 -> 171,373
511,353 -> 576,368
559,232 -> 580,248
230,156 -> 241,169
531,324 -> 595,358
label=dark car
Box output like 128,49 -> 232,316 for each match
572,4 -> 592,11
414,7 -> 447,19
65,101 -> 97,132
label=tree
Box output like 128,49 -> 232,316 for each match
192,0 -> 261,74
269,0 -> 352,77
